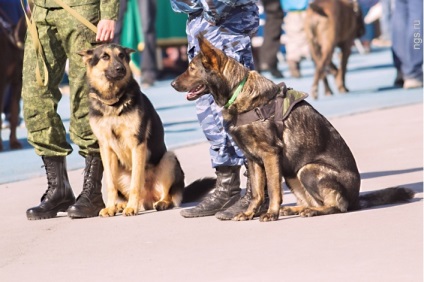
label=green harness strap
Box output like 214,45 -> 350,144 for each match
225,77 -> 247,108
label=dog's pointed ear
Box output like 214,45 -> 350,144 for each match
124,47 -> 136,55
122,47 -> 135,62
197,34 -> 225,70
77,49 -> 94,64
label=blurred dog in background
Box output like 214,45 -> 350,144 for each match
305,0 -> 365,99
0,11 -> 26,151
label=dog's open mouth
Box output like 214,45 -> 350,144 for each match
105,74 -> 125,82
186,84 -> 207,101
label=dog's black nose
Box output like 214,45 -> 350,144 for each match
171,80 -> 176,88
116,65 -> 125,73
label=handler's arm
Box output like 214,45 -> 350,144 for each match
96,0 -> 119,42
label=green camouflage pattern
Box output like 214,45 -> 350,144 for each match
22,3 -> 117,157
33,0 -> 119,20
281,88 -> 309,120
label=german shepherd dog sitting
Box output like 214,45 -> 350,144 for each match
171,35 -> 415,222
79,44 -> 186,217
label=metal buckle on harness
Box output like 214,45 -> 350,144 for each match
254,107 -> 265,121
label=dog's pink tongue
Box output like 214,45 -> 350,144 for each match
186,92 -> 197,101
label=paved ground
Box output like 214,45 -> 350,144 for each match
0,47 -> 422,281
0,103 -> 422,282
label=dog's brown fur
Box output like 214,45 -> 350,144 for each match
304,0 -> 365,99
172,35 -> 415,222
0,14 -> 26,151
79,44 -> 186,216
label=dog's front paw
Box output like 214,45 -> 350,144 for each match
259,212 -> 279,222
338,85 -> 349,93
99,207 -> 117,217
324,89 -> 333,96
123,206 -> 139,216
233,212 -> 254,221
116,202 -> 127,213
310,87 -> 318,100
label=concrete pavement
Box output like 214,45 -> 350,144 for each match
0,102 -> 422,281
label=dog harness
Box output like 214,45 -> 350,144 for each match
233,82 -> 308,135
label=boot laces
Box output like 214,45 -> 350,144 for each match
41,162 -> 58,201
80,164 -> 95,199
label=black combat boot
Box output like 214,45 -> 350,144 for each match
180,166 -> 242,218
26,156 -> 76,220
215,170 -> 269,220
67,154 -> 105,218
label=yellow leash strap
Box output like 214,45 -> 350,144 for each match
21,0 -> 48,86
51,0 -> 97,34
20,0 -> 98,86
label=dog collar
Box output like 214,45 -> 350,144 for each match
225,77 -> 247,108
89,91 -> 125,106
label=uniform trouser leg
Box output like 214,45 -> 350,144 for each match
259,0 -> 284,70
180,10 -> 258,217
22,6 -> 69,157
23,5 -> 102,219
139,0 -> 158,81
196,94 -> 245,168
22,5 -> 100,157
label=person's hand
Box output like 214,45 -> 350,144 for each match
96,19 -> 116,42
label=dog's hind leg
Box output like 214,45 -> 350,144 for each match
298,189 -> 348,217
313,37 -> 336,98
281,164 -> 350,217
328,62 -> 338,76
335,42 -> 352,93
152,152 -> 184,211
8,80 -> 23,150
280,176 -> 321,216
322,62 -> 338,96
322,77 -> 333,96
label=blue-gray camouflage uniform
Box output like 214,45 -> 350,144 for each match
22,0 -> 119,158
170,0 -> 259,168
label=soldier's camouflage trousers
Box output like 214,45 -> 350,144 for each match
22,4 -> 100,157
187,4 -> 259,168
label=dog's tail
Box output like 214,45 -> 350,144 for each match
359,187 -> 415,209
182,177 -> 216,203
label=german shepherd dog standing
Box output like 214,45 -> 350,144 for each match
172,35 -> 415,222
304,0 -> 365,99
79,44 -> 186,217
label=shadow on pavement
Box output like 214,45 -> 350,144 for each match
361,167 -> 423,180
